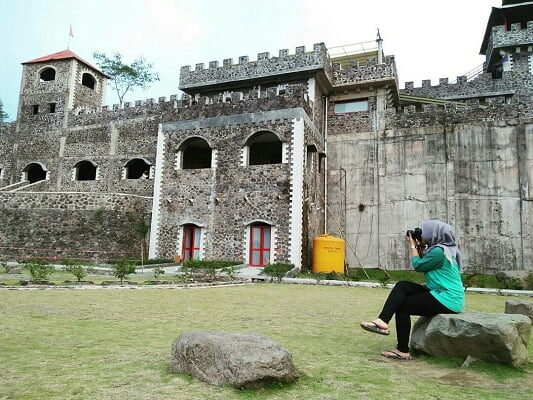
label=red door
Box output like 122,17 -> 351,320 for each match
182,226 -> 201,261
249,225 -> 271,266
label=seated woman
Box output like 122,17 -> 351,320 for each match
360,220 -> 464,360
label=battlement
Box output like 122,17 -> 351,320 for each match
486,21 -> 533,61
179,43 -> 328,91
68,84 -> 312,126
331,55 -> 397,87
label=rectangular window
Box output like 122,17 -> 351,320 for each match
249,225 -> 271,267
182,226 -> 201,261
334,99 -> 369,114
49,103 -> 56,113
32,105 -> 39,115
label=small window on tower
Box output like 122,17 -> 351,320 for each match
82,73 -> 96,90
39,68 -> 56,82
32,105 -> 39,115
49,103 -> 56,113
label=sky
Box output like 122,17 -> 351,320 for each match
0,0 -> 502,122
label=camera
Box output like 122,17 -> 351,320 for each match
406,228 -> 422,241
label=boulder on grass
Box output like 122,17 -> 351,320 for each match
170,330 -> 299,388
505,299 -> 533,321
410,312 -> 531,367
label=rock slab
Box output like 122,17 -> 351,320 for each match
505,299 -> 533,321
170,330 -> 299,388
410,312 -> 531,367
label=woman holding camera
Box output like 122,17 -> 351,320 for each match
360,220 -> 464,360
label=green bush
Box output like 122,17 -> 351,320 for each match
182,259 -> 240,280
27,262 -> 55,282
144,258 -> 173,265
112,261 -> 136,283
153,267 -> 165,279
525,273 -> 533,290
67,265 -> 87,282
21,258 -> 49,265
261,263 -> 294,282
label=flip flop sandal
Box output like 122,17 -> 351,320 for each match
382,350 -> 413,360
360,321 -> 390,336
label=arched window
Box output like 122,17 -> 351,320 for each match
306,145 -> 318,171
178,137 -> 212,169
74,160 -> 97,181
181,224 -> 202,262
248,222 -> 272,267
82,73 -> 96,90
22,163 -> 47,183
246,131 -> 282,165
124,158 -> 151,179
39,68 -> 56,82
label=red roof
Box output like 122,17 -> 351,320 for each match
22,49 -> 110,78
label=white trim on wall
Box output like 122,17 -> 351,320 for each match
289,117 -> 305,270
148,124 -> 166,259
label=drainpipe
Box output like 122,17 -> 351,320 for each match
323,95 -> 328,234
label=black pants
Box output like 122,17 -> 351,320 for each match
378,281 -> 454,353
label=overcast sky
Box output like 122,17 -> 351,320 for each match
0,0 -> 502,121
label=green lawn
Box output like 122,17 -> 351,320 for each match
0,284 -> 531,400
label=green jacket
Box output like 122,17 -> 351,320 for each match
411,246 -> 464,313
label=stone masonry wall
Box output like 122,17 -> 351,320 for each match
0,192 -> 151,261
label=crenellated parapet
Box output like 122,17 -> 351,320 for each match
67,84 -> 312,127
400,67 -> 533,102
486,21 -> 533,61
179,43 -> 329,91
331,55 -> 397,87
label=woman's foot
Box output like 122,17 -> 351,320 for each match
381,349 -> 413,360
360,319 -> 389,335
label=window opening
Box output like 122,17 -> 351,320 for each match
39,68 -> 56,82
249,223 -> 271,266
306,145 -> 317,170
180,138 -> 212,169
125,159 -> 151,179
182,225 -> 201,261
23,163 -> 47,183
74,160 -> 97,181
49,103 -> 56,113
247,131 -> 282,165
334,99 -> 369,114
82,73 -> 96,90
32,105 -> 39,115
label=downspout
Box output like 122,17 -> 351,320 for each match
323,95 -> 328,234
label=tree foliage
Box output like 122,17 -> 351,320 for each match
0,99 -> 9,122
93,52 -> 160,106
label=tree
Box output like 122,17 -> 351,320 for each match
93,52 -> 160,106
0,99 -> 9,122
112,261 -> 136,283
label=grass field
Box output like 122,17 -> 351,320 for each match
0,284 -> 531,400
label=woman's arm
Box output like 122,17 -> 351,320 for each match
411,247 -> 445,272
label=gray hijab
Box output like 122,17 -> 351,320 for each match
421,220 -> 462,270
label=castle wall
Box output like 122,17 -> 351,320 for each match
327,103 -> 533,272
0,192 -> 151,261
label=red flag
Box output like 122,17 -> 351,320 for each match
69,25 -> 74,38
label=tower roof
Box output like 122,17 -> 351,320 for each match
22,49 -> 110,78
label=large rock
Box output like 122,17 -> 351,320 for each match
410,312 -> 531,367
506,299 -> 533,321
170,330 -> 299,388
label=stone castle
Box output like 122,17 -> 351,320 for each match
0,0 -> 532,272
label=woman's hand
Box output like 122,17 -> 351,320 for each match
406,233 -> 419,256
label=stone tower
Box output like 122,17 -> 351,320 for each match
17,49 -> 109,123
480,1 -> 533,83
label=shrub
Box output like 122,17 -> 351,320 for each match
525,272 -> 533,290
112,261 -> 136,283
181,259 -> 240,280
261,263 -> 294,282
153,267 -> 165,279
67,265 -> 87,282
27,262 -> 55,282
144,258 -> 173,265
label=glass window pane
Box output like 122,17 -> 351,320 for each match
334,100 -> 368,114
252,227 -> 261,248
184,230 -> 191,247
252,251 -> 260,265
263,227 -> 271,248
193,228 -> 201,247
262,251 -> 270,265
193,250 -> 200,259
